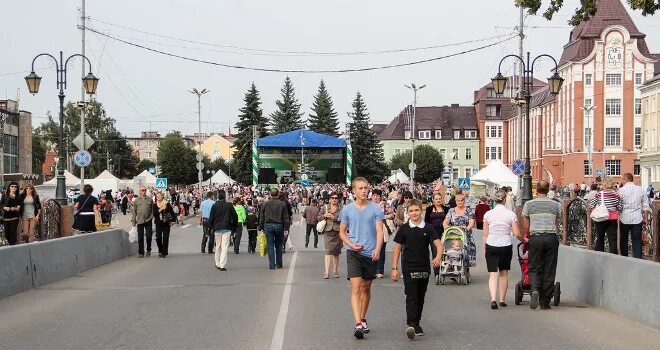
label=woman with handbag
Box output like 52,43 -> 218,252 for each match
72,184 -> 100,233
19,184 -> 42,242
317,192 -> 343,279
589,178 -> 621,253
153,191 -> 175,258
2,182 -> 22,245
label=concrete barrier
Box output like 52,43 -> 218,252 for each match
0,229 -> 136,299
557,245 -> 660,329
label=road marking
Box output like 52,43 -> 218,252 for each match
270,250 -> 298,350
181,224 -> 191,229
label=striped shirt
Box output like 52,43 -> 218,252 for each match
589,191 -> 620,213
617,183 -> 650,225
522,197 -> 562,235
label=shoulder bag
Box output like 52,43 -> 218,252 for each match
590,191 -> 609,222
316,205 -> 328,232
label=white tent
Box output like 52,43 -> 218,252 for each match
42,170 -> 80,187
134,170 -> 157,187
208,169 -> 234,185
388,169 -> 409,183
86,170 -> 121,193
470,160 -> 519,195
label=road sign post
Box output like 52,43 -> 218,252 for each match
457,177 -> 471,191
156,177 -> 168,190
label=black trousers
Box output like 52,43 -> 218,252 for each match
3,219 -> 19,245
155,221 -> 171,256
233,223 -> 243,252
247,229 -> 258,253
594,220 -> 617,254
305,223 -> 318,246
528,234 -> 559,305
403,273 -> 430,326
137,220 -> 153,255
201,219 -> 214,252
619,223 -> 643,259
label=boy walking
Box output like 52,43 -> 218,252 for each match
339,177 -> 384,339
390,199 -> 442,340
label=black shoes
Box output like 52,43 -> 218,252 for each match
201,246 -> 205,254
218,267 -> 227,271
405,326 -> 415,339
491,301 -> 498,309
208,250 -> 214,254
305,243 -> 308,248
435,275 -> 440,285
354,325 -> 365,339
361,319 -> 369,334
145,252 -> 151,257
138,254 -> 144,258
234,251 -> 240,254
414,324 -> 424,336
499,302 -> 507,307
540,303 -> 551,310
530,291 -> 540,310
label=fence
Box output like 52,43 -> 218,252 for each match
0,199 -> 64,247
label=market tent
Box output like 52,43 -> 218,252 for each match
257,129 -> 346,148
470,160 -> 519,195
86,170 -> 121,193
209,169 -> 234,185
388,169 -> 409,183
42,170 -> 80,187
134,170 -> 157,187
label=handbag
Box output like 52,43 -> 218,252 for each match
257,231 -> 267,257
316,205 -> 328,233
590,191 -> 609,222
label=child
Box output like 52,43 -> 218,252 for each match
391,199 -> 442,340
245,207 -> 259,254
442,240 -> 463,273
173,201 -> 180,225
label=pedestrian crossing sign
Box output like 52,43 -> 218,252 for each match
457,178 -> 471,191
156,177 -> 168,189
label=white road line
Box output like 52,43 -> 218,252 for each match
270,250 -> 298,350
181,224 -> 191,229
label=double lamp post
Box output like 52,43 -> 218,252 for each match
25,51 -> 99,205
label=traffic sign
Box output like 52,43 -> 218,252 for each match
72,132 -> 95,150
512,159 -> 525,176
155,177 -> 168,189
196,161 -> 205,171
73,150 -> 92,168
148,167 -> 156,174
408,162 -> 417,171
596,169 -> 603,176
457,177 -> 471,191
301,179 -> 309,187
195,153 -> 204,161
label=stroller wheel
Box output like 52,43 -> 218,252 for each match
553,282 -> 561,306
515,282 -> 523,305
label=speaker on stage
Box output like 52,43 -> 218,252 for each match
259,168 -> 276,184
327,168 -> 344,184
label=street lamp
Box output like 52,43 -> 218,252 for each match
189,88 -> 209,195
582,105 -> 596,184
491,52 -> 563,205
404,83 -> 426,190
25,51 -> 98,205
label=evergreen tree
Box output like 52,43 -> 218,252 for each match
270,77 -> 304,134
348,92 -> 388,184
233,83 -> 269,184
308,80 -> 340,137
157,131 -> 197,185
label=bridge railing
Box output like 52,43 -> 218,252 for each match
0,199 -> 68,247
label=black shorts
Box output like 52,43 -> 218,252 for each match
485,244 -> 513,272
346,250 -> 377,280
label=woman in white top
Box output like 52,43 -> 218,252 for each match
483,190 -> 524,310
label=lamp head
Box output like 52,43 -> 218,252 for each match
548,72 -> 564,95
491,72 -> 507,95
82,72 -> 99,95
25,72 -> 42,94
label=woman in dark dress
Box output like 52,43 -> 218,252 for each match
2,182 -> 22,245
153,191 -> 175,258
425,191 -> 448,285
73,184 -> 100,233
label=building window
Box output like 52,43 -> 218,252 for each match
452,149 -> 459,160
404,130 -> 411,139
605,73 -> 622,86
465,130 -> 477,139
439,149 -> 447,159
497,126 -> 502,138
485,147 -> 490,160
497,147 -> 502,160
435,130 -> 442,139
605,128 -> 621,146
452,168 -> 459,180
584,127 -> 591,147
605,160 -> 621,176
394,148 -> 402,156
635,73 -> 643,85
635,127 -> 641,148
135,140 -> 140,147
585,73 -> 592,85
146,152 -> 152,158
453,130 -> 461,139
635,98 -> 642,115
485,105 -> 501,117
605,99 -> 621,116
490,147 -> 498,160
3,135 -> 18,174
418,130 -> 431,139
465,148 -> 472,160
486,88 -> 498,98
465,167 -> 472,178
584,98 -> 592,108
485,125 -> 502,138
634,160 -> 640,176
583,160 -> 592,176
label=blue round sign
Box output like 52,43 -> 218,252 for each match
301,179 -> 309,187
73,150 -> 92,168
512,159 -> 525,176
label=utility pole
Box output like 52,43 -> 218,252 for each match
517,6 -> 525,197
583,105 -> 596,184
79,0 -> 87,192
189,88 -> 209,194
404,83 -> 426,190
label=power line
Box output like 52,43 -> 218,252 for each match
85,27 -> 518,74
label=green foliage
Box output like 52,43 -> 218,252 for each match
233,83 -> 269,184
208,157 -> 233,178
137,159 -> 156,174
388,145 -> 444,184
348,92 -> 388,184
517,0 -> 658,25
270,77 -> 304,134
157,131 -> 197,185
31,133 -> 47,175
308,80 -> 340,137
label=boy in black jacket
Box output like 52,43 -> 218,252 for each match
245,207 -> 259,254
391,199 -> 442,340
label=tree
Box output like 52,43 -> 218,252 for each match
517,0 -> 658,25
348,92 -> 388,184
308,80 -> 340,137
233,83 -> 269,185
157,131 -> 197,185
270,77 -> 304,134
31,133 -> 48,175
388,145 -> 444,184
209,157 -> 232,177
137,159 -> 156,174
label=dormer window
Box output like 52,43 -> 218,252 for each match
454,130 -> 461,139
435,130 -> 442,139
418,130 -> 431,139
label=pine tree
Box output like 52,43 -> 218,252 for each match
233,83 -> 269,185
270,77 -> 304,134
308,80 -> 340,137
348,92 -> 388,184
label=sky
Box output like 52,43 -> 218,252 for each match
3,0 -> 659,138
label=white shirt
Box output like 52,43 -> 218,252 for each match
408,220 -> 426,228
483,204 -> 517,247
618,182 -> 650,225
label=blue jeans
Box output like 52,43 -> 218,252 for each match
264,223 -> 284,268
376,242 -> 387,274
619,222 -> 643,259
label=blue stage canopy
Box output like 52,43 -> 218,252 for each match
257,129 -> 346,148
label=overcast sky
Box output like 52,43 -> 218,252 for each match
3,0 -> 659,137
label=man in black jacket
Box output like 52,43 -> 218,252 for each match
259,188 -> 290,269
208,190 -> 238,271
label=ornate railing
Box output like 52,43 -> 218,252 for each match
42,199 -> 61,240
565,198 -> 588,246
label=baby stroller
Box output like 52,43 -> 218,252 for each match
514,241 -> 561,306
438,226 -> 470,285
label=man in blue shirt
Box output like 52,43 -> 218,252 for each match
339,177 -> 384,340
199,191 -> 216,254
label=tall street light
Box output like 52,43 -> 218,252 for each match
189,88 -> 209,196
25,51 -> 99,205
582,105 -> 596,184
404,83 -> 425,190
491,52 -> 563,205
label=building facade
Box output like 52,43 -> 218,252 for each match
127,131 -> 195,162
377,105 -> 480,180
640,74 -> 660,189
199,133 -> 236,161
0,99 -> 32,177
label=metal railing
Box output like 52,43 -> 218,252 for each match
41,199 -> 61,241
565,198 -> 588,246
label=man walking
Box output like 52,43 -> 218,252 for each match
522,180 -> 562,310
302,199 -> 320,248
259,188 -> 290,269
207,190 -> 237,271
339,177 -> 384,339
618,173 -> 650,259
131,187 -> 154,258
199,191 -> 216,254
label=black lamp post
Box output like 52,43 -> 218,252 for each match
25,51 -> 99,205
491,52 -> 563,205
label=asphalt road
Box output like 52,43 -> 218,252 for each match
0,211 -> 658,350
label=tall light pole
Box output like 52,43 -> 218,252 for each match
404,83 -> 425,190
300,128 -> 306,181
189,88 -> 209,195
492,52 -> 563,205
25,51 -> 99,205
582,105 -> 596,184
